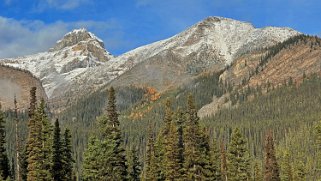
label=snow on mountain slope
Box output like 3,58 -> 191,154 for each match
73,16 -> 300,91
1,28 -> 113,98
0,17 -> 300,111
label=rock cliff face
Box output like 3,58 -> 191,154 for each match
0,65 -> 46,110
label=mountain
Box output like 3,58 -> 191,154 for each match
0,17 -> 299,111
0,65 -> 46,109
1,28 -> 112,99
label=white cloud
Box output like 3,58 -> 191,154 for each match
0,17 -> 125,58
4,0 -> 12,5
34,0 -> 89,11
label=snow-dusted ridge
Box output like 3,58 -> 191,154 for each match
0,16 -> 301,103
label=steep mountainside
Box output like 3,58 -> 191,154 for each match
199,35 -> 321,117
2,29 -> 112,99
0,65 -> 46,109
0,17 -> 299,112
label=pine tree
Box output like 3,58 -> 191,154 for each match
62,129 -> 73,181
26,90 -> 52,181
127,148 -> 141,181
220,141 -> 228,181
264,132 -> 280,181
210,140 -> 221,181
183,95 -> 212,180
52,119 -> 63,181
105,87 -> 128,180
82,87 -> 127,180
82,136 -> 115,181
19,148 -> 28,181
279,150 -> 293,181
164,119 -> 181,180
14,96 -> 21,181
26,87 -> 43,181
154,99 -> 173,180
0,103 -> 10,179
253,160 -> 263,181
175,109 -> 186,180
143,124 -> 157,181
227,128 -> 250,181
39,100 -> 52,180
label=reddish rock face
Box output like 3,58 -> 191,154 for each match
0,65 -> 47,110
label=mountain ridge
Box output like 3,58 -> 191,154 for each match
0,16 -> 300,111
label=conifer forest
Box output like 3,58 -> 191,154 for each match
1,9 -> 321,181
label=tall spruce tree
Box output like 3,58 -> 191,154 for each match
154,99 -> 173,180
175,109 -> 186,180
220,141 -> 228,181
0,103 -> 10,179
13,96 -> 22,181
82,87 -> 127,180
39,100 -> 52,180
52,119 -> 63,181
143,123 -> 157,181
82,136 -> 115,180
62,129 -> 73,181
164,119 -> 181,180
127,148 -> 141,181
106,87 -> 127,180
264,132 -> 280,181
26,87 -> 43,181
227,128 -> 251,181
26,89 -> 52,181
210,139 -> 221,181
183,95 -> 212,180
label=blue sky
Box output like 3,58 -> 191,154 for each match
0,0 -> 321,58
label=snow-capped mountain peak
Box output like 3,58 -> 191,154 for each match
1,28 -> 113,98
1,17 -> 301,111
50,28 -> 106,52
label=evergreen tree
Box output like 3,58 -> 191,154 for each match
82,136 -> 115,181
26,90 -> 52,181
183,95 -> 212,180
52,119 -> 63,181
106,87 -> 128,180
127,148 -> 141,181
0,103 -> 10,179
164,119 -> 181,180
279,150 -> 293,181
264,132 -> 280,181
227,128 -> 251,181
26,87 -> 43,181
220,141 -> 228,181
154,99 -> 173,180
62,129 -> 73,181
19,148 -> 28,181
210,140 -> 221,181
175,109 -> 186,180
39,100 -> 52,180
143,124 -> 157,181
253,161 -> 263,181
82,87 -> 127,180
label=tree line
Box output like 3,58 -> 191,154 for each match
0,87 -> 74,181
81,87 -> 320,180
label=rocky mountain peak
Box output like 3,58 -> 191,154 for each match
50,28 -> 105,52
